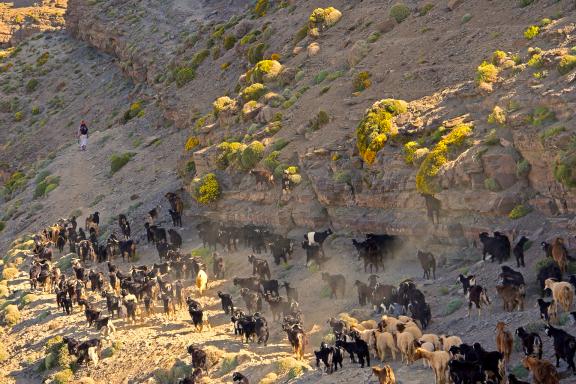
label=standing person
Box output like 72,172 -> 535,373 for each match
77,120 -> 88,151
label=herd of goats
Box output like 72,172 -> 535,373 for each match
16,191 -> 576,383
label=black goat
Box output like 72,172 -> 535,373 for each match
479,232 -> 510,263
515,327 -> 543,359
217,291 -> 234,315
457,274 -> 476,295
321,273 -> 345,299
314,342 -> 343,373
537,299 -> 555,322
472,343 -> 504,384
354,280 -> 371,306
513,236 -> 529,267
544,324 -> 576,374
499,266 -> 525,287
335,336 -> 370,368
448,359 -> 484,384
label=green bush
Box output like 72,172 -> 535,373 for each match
36,52 -> 49,66
191,49 -> 210,68
175,67 -> 195,87
14,111 -> 23,121
333,170 -> 351,184
540,126 -> 566,142
53,369 -> 73,384
516,159 -> 530,178
192,173 -> 221,204
353,71 -> 372,92
416,123 -> 473,194
223,35 -> 237,50
484,178 -> 500,192
253,0 -> 269,17
263,151 -> 280,171
31,105 -> 40,115
558,55 -> 576,75
240,141 -> 265,170
26,78 -> 39,92
419,4 -> 434,16
518,0 -> 534,7
122,101 -> 143,123
185,160 -> 196,175
530,106 -> 555,126
444,299 -> 462,316
356,99 -> 407,164
3,304 -> 20,326
509,204 -> 531,219
310,110 -> 329,131
367,32 -> 381,43
524,25 -> 540,40
110,153 -> 135,174
485,129 -> 499,145
0,221 -> 5,233
247,42 -> 266,65
390,3 -> 411,23
554,150 -> 576,188
241,83 -> 267,102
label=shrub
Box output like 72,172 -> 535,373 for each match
516,159 -> 531,178
314,70 -> 329,84
175,67 -> 195,87
367,32 -> 381,43
356,99 -> 407,164
26,78 -> 39,92
259,373 -> 278,384
240,141 -> 265,170
252,60 -> 282,83
518,0 -> 534,7
530,106 -> 555,126
192,173 -> 221,204
485,129 -> 499,145
253,0 -> 269,17
247,42 -> 266,65
524,25 -> 540,40
488,106 -> 506,125
191,49 -> 210,68
492,50 -> 508,66
353,71 -> 372,92
310,110 -> 329,131
219,355 -> 239,375
14,111 -> 23,121
461,13 -> 472,23
540,126 -> 565,142
509,204 -> 531,219
3,304 -> 20,326
36,52 -> 49,66
403,141 -> 420,164
416,123 -> 473,194
308,7 -> 342,36
419,3 -> 434,16
185,136 -> 200,151
0,221 -> 5,233
20,293 -> 37,307
223,35 -> 237,50
527,53 -> 543,68
213,96 -> 237,117
241,83 -> 267,102
390,3 -> 411,23
2,267 -> 18,280
484,178 -> 500,192
122,101 -> 143,123
263,151 -> 280,171
110,153 -> 135,174
333,170 -> 351,184
293,24 -> 308,45
31,105 -> 40,115
444,299 -> 462,316
476,61 -> 499,84
558,55 -> 576,75
53,369 -> 73,384
554,150 -> 576,188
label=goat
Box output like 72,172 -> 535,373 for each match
544,324 -> 576,374
196,269 -> 207,295
537,298 -> 557,323
233,277 -> 261,292
283,322 -> 306,360
260,279 -> 279,297
545,278 -> 574,313
538,263 -> 562,293
314,342 -> 343,373
355,280 -> 372,306
373,330 -> 397,361
515,327 -> 543,359
240,288 -> 262,314
232,372 -> 250,384
213,255 -> 225,279
396,325 -> 415,365
448,359 -> 484,384
496,285 -> 525,312
457,274 -> 476,295
372,365 -> 396,384
495,322 -> 513,366
552,237 -> 568,273
499,265 -> 525,287
417,250 -> 436,279
479,232 -> 510,263
508,374 -> 530,384
472,343 -> 504,384
187,345 -> 208,371
321,272 -> 345,299
522,356 -> 560,384
249,169 -> 274,189
335,335 -> 370,368
440,335 -> 462,352
467,285 -> 490,318
247,254 -> 271,280
412,348 -> 450,384
513,236 -> 529,267
217,291 -> 234,315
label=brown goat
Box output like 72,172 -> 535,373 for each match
522,356 -> 559,384
495,322 -> 513,366
417,250 -> 436,280
496,285 -> 525,312
372,365 -> 396,384
551,237 -> 568,273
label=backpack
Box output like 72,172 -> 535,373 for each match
80,124 -> 88,135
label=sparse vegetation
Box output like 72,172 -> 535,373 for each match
309,110 -> 329,131
308,7 -> 342,37
122,101 -> 144,123
253,0 -> 269,18
2,267 -> 18,280
487,106 -> 506,125
36,52 -> 49,66
353,71 -> 372,92
191,173 -> 221,204
26,78 -> 39,92
175,66 -> 195,87
251,60 -> 282,83
185,136 -> 200,151
3,304 -> 20,326
558,55 -> 576,75
509,204 -> 531,219
476,61 -> 499,87
110,153 -> 135,174
554,150 -> 576,188
241,83 -> 267,102
484,178 -> 500,192
540,126 -> 565,142
390,3 -> 411,23
524,25 -> 540,40
516,159 -> 531,178
34,171 -> 59,199
444,299 -> 462,316
416,123 -> 473,194
356,99 -> 407,165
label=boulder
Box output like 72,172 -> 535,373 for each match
481,147 -> 519,190
376,18 -> 397,34
307,42 -> 320,57
447,0 -> 463,10
256,106 -> 274,124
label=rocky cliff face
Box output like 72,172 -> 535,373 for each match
63,0 -> 576,243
